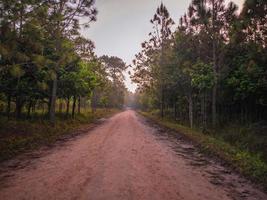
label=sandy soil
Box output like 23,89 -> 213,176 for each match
0,110 -> 266,200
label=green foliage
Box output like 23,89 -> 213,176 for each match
132,0 -> 267,128
9,65 -> 25,78
95,55 -> 128,109
227,58 -> 264,100
0,0 -> 127,120
190,61 -> 214,91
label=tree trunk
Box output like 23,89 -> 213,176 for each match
49,24 -> 62,123
174,102 -> 177,120
15,97 -> 23,119
59,99 -> 63,113
91,90 -> 97,113
188,95 -> 193,128
212,36 -> 217,127
212,76 -> 217,127
32,101 -> 36,114
66,97 -> 70,116
48,93 -> 51,115
201,91 -> 207,131
72,96 -> 76,118
49,77 -> 57,123
78,96 -> 81,114
27,100 -> 32,119
160,86 -> 164,118
42,103 -> 45,115
6,95 -> 11,119
211,0 -> 217,128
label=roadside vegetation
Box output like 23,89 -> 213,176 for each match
0,0 -> 128,122
141,112 -> 267,190
0,0 -> 128,161
131,0 -> 267,190
0,108 -> 119,162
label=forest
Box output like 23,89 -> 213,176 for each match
131,0 -> 267,169
132,0 -> 267,129
0,0 -> 127,122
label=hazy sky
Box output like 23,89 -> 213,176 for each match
81,0 -> 244,92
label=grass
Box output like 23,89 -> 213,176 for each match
140,111 -> 267,191
214,123 -> 267,162
0,109 -> 120,162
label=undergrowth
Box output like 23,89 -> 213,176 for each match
0,109 -> 119,162
140,112 -> 267,191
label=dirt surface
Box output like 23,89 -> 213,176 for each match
0,110 -> 266,200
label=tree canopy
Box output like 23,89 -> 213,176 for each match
0,0 -> 128,121
132,0 -> 267,129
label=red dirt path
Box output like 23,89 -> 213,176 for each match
0,110 -> 266,200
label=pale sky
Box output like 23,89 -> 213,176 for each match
81,0 -> 244,92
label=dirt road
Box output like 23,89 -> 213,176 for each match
0,110 -> 266,200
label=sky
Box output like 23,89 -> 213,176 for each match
81,0 -> 244,92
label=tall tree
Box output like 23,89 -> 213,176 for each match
99,55 -> 127,108
132,3 -> 174,118
189,0 -> 237,126
150,3 -> 174,118
46,0 -> 97,123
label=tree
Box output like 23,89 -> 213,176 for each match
132,3 -> 174,118
240,0 -> 267,46
149,3 -> 174,118
99,55 -> 127,108
188,0 -> 238,126
45,0 -> 97,123
0,0 -> 49,119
